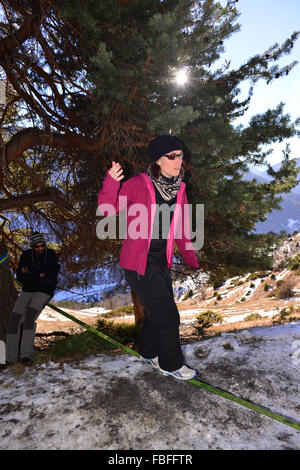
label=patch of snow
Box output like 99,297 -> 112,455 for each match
223,276 -> 240,287
1,324 -> 300,450
275,269 -> 290,281
174,272 -> 209,300
244,278 -> 262,297
220,286 -> 244,299
220,309 -> 279,324
248,322 -> 300,338
180,309 -> 203,316
39,311 -> 70,322
81,307 -> 110,314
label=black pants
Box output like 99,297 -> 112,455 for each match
124,264 -> 184,372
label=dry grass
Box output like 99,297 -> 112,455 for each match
271,278 -> 297,299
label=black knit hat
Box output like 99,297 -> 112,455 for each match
148,135 -> 182,162
29,231 -> 45,247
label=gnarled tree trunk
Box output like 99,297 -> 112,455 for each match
131,289 -> 145,327
0,243 -> 18,342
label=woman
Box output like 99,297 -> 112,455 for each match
98,135 -> 199,380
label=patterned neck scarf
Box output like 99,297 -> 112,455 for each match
147,166 -> 182,201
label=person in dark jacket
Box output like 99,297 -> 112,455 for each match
6,232 -> 60,364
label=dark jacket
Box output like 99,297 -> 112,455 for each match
16,248 -> 60,296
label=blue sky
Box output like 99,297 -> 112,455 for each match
219,0 -> 300,169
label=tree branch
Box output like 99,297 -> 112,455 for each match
0,0 -> 44,60
5,128 -> 107,165
0,187 -> 73,212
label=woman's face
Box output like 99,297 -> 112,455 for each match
156,150 -> 183,178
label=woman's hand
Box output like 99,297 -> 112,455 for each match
109,161 -> 124,181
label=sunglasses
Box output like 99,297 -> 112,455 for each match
163,152 -> 183,161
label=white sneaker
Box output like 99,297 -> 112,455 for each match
140,356 -> 159,370
158,364 -> 197,381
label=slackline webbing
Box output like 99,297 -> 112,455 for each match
1,265 -> 299,432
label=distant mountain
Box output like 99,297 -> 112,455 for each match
242,170 -> 268,184
243,158 -> 300,234
254,193 -> 300,234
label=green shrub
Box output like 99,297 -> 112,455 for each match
193,310 -> 223,337
278,307 -> 291,319
104,305 -> 134,318
244,313 -> 263,322
263,283 -> 270,291
272,306 -> 297,325
277,257 -> 291,270
213,280 -> 224,290
96,318 -> 140,344
255,271 -> 269,278
240,297 -> 246,302
216,294 -> 222,300
182,289 -> 194,301
247,271 -> 269,281
289,254 -> 300,270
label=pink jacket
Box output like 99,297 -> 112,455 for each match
98,171 -> 199,275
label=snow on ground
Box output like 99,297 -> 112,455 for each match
275,269 -> 290,281
179,308 -> 281,325
39,307 -> 108,322
81,307 -> 110,315
0,323 -> 299,450
240,278 -> 262,299
174,272 -> 209,300
217,309 -> 280,324
39,310 -> 70,322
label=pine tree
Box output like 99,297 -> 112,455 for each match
0,0 -> 299,290
67,0 -> 300,276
